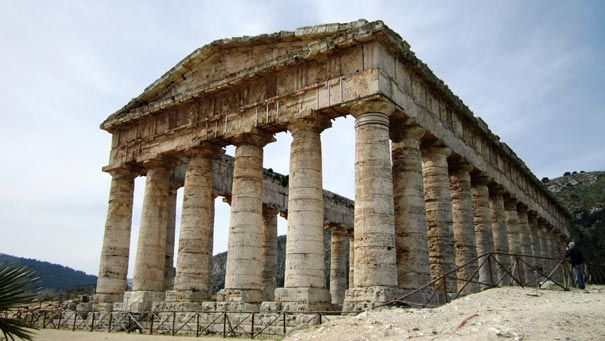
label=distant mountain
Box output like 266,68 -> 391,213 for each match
0,253 -> 97,292
544,171 -> 605,264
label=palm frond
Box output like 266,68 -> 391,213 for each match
0,264 -> 41,341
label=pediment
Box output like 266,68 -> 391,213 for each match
102,19 -> 383,129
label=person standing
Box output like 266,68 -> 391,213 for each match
565,242 -> 585,289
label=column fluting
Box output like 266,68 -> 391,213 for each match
449,161 -> 479,294
391,124 -> 431,290
96,166 -> 139,305
471,173 -> 497,288
422,145 -> 457,293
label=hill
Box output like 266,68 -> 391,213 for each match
544,171 -> 605,264
0,253 -> 97,293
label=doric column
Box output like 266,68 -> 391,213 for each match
537,218 -> 552,274
489,185 -> 511,284
551,229 -> 564,282
275,116 -> 331,310
219,132 -> 274,307
163,180 -> 179,291
348,230 -> 354,289
261,205 -> 279,302
422,145 -> 457,293
449,160 -> 479,294
504,195 -> 523,283
391,124 -> 431,292
129,157 -> 174,311
95,165 -> 139,307
343,101 -> 402,312
170,144 -> 222,303
471,173 -> 496,288
527,211 -> 543,281
330,229 -> 347,305
546,226 -> 562,281
517,204 -> 534,285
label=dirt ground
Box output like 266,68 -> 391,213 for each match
33,329 -> 252,341
287,285 -> 605,341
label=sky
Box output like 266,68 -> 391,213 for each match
0,1 -> 603,277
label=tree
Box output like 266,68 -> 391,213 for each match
0,265 -> 41,341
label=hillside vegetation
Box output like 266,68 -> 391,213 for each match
544,171 -> 605,264
0,253 -> 97,293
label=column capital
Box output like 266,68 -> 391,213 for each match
288,114 -> 332,134
470,172 -> 491,186
449,159 -> 474,174
349,99 -> 396,118
262,204 -> 280,217
421,145 -> 451,158
390,122 -> 425,142
230,130 -> 275,147
104,164 -> 142,179
354,111 -> 390,129
503,195 -> 519,210
517,202 -> 529,214
185,142 -> 224,158
488,183 -> 505,197
141,155 -> 179,171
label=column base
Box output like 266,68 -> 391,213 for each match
343,286 -> 407,312
93,293 -> 123,311
216,288 -> 263,303
152,290 -> 210,311
123,291 -> 165,312
274,287 -> 332,312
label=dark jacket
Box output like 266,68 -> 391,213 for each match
565,247 -> 584,266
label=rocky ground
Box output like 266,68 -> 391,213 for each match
287,285 -> 605,341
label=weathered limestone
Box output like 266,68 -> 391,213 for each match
527,211 -> 543,281
261,205 -> 279,302
537,219 -> 552,275
348,230 -> 354,289
169,144 -> 222,304
489,185 -> 511,284
471,173 -> 496,288
96,21 -> 574,313
95,166 -> 139,307
517,205 -> 534,285
546,226 -> 563,282
343,104 -> 402,312
504,196 -> 523,283
276,116 -> 331,311
422,145 -> 457,294
219,132 -> 274,308
391,124 -> 431,294
163,181 -> 179,291
449,161 -> 479,294
329,230 -> 347,305
130,158 -> 174,311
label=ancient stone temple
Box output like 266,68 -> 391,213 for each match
95,20 -> 571,313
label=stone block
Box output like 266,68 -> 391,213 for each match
342,286 -> 406,312
123,291 -> 165,312
274,287 -> 331,311
216,288 -> 263,303
165,290 -> 208,303
260,301 -> 281,312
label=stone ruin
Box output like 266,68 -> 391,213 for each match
94,20 -> 572,314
